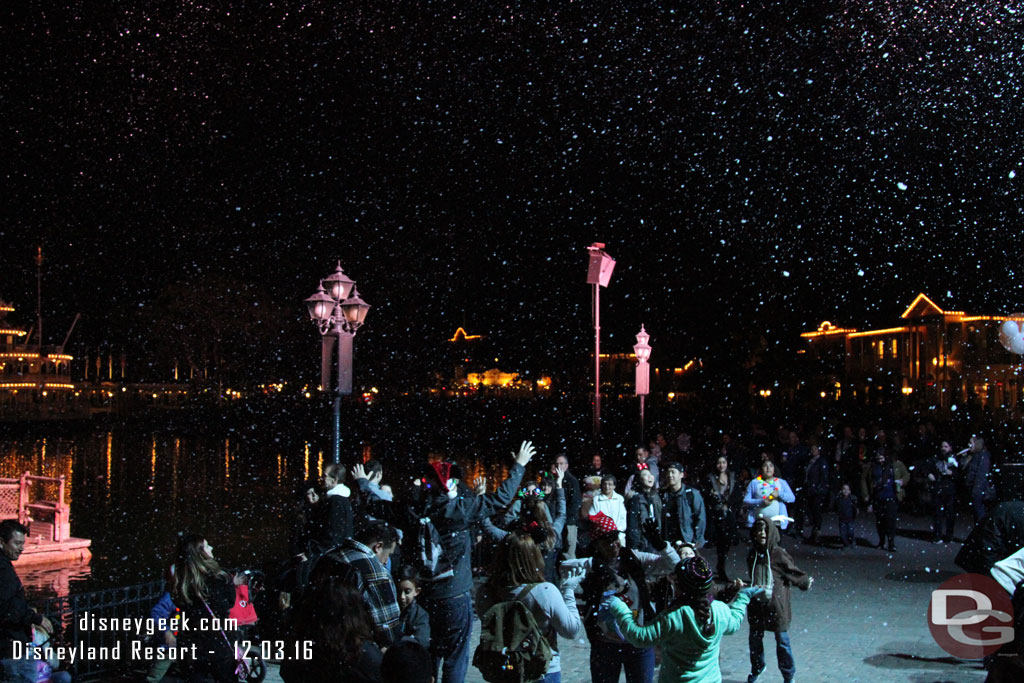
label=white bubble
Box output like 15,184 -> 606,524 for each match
1011,170 -> 1017,179
897,182 -> 908,191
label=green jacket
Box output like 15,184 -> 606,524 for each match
610,592 -> 752,683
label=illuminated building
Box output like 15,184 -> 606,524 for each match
800,293 -> 1024,412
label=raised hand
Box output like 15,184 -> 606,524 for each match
473,477 -> 487,496
560,566 -> 585,591
515,440 -> 537,466
351,463 -> 368,481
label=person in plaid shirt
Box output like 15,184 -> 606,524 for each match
327,519 -> 402,648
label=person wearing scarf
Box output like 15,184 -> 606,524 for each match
745,519 -> 812,683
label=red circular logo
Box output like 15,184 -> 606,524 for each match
928,573 -> 1015,658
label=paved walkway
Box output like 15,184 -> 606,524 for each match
262,511 -> 990,683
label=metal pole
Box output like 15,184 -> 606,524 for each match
593,282 -> 601,443
640,394 -> 645,447
333,325 -> 342,466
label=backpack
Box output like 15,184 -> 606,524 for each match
414,516 -> 455,582
474,583 -> 553,683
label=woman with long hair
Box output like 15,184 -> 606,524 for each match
476,528 -> 583,683
170,534 -> 241,683
281,555 -> 383,682
705,455 -> 741,580
605,556 -> 761,683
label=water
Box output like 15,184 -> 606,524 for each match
2,430 -> 301,598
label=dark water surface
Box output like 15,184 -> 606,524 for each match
3,429 -> 303,597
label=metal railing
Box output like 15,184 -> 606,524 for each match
33,579 -> 165,681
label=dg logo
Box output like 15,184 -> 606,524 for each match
928,573 -> 1014,658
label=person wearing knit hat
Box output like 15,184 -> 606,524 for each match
561,517 -> 681,683
604,555 -> 762,683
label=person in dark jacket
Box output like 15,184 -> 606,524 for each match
860,451 -> 910,552
955,501 -> 1024,575
803,443 -> 830,545
963,435 -> 996,524
927,441 -> 959,543
625,468 -> 663,553
289,479 -> 323,560
746,518 -> 813,683
313,463 -> 353,553
395,566 -> 431,649
835,483 -> 858,548
660,462 -> 707,548
0,520 -> 53,683
705,455 -> 742,579
411,440 -> 534,683
555,454 -> 582,559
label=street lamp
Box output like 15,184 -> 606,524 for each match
585,243 -> 616,443
633,325 -> 651,445
304,262 -> 371,464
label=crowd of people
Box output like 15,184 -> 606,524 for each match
0,419 -> 1017,683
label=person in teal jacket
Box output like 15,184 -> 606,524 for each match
605,556 -> 762,683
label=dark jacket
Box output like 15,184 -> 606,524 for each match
289,500 -> 324,557
835,494 -> 858,522
956,501 -> 1024,574
804,456 -> 830,496
964,449 -> 995,499
660,485 -> 707,548
746,521 -> 811,631
704,471 -> 742,544
625,490 -> 663,553
860,459 -> 910,504
563,471 -> 582,527
414,463 -> 525,600
313,490 -> 353,553
398,601 -> 431,649
0,555 -> 42,658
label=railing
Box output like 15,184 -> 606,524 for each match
33,579 -> 165,681
0,472 -> 70,542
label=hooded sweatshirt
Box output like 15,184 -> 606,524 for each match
746,520 -> 810,632
609,592 -> 752,683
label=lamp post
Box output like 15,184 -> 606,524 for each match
633,325 -> 651,445
585,243 -> 616,443
304,262 -> 371,465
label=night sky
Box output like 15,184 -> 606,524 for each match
3,2 -> 1023,385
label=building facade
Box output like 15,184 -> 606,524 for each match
801,293 -> 1024,412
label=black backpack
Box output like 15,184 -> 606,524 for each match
474,583 -> 553,683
